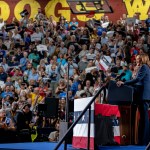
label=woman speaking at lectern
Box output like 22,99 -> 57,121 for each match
117,54 -> 150,145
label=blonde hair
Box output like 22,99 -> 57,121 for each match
140,54 -> 150,66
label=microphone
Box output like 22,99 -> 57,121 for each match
115,72 -> 126,80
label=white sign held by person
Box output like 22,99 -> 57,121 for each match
101,22 -> 109,28
31,33 -> 41,42
126,17 -> 135,25
99,55 -> 112,71
37,44 -> 48,52
107,31 -> 115,38
85,66 -> 97,73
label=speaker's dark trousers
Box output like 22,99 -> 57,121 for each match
138,101 -> 150,145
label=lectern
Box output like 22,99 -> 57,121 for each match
108,80 -> 135,145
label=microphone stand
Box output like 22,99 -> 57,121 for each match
64,62 -> 70,150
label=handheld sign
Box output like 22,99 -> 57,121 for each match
36,44 -> 48,52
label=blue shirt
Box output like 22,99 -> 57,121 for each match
0,72 -> 7,82
71,81 -> 80,96
1,91 -> 13,98
20,57 -> 27,71
69,22 -> 78,30
28,73 -> 39,81
118,69 -> 132,81
64,63 -> 78,77
57,58 -> 66,66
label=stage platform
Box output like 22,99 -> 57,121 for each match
0,142 -> 146,150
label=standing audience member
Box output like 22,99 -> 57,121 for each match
16,103 -> 32,142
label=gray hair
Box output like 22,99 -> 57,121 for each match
69,45 -> 75,50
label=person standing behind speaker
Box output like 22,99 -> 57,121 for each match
117,54 -> 150,145
16,103 -> 33,142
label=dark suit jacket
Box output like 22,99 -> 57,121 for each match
16,111 -> 32,131
124,64 -> 150,100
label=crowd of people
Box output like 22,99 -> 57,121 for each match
0,8 -> 149,144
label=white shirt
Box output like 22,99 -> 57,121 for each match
101,36 -> 108,45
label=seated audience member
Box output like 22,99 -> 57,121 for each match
28,67 -> 39,82
6,102 -> 19,128
0,109 -> 16,143
55,79 -> 66,97
64,57 -> 78,78
0,109 -> 15,130
78,55 -> 88,72
1,85 -> 14,99
48,120 -> 59,142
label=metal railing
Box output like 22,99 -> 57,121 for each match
54,86 -> 106,150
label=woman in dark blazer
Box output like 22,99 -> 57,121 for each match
117,54 -> 150,145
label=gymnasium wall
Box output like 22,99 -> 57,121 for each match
0,0 -> 150,25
